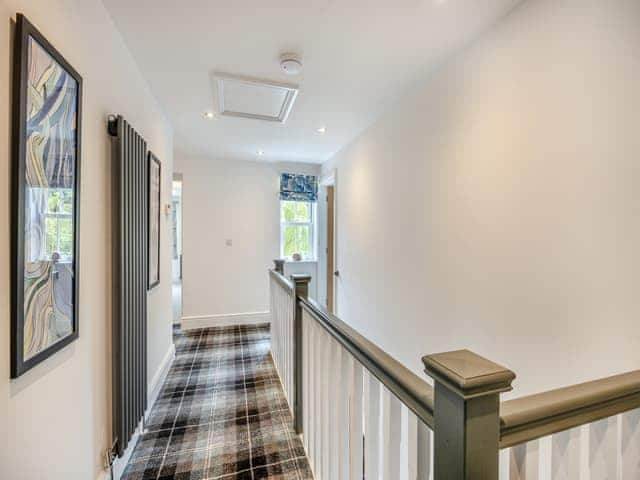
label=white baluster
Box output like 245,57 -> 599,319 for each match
270,281 -> 276,365
277,287 -> 282,389
350,361 -> 364,480
589,416 -> 618,480
279,289 -> 283,378
316,321 -> 325,479
279,288 -> 284,394
290,291 -> 294,401
309,319 -> 320,478
621,409 -> 640,480
510,441 -> 540,480
400,407 -> 417,480
385,391 -> 402,479
329,338 -> 341,480
379,387 -> 391,478
278,299 -> 282,393
366,373 -> 382,480
339,350 -> 352,480
285,289 -> 289,400
315,323 -> 324,476
500,448 -> 511,480
283,288 -> 287,397
302,312 -> 309,454
322,328 -> 331,478
538,436 -> 552,480
417,421 -> 432,480
276,287 -> 280,379
288,294 -> 293,402
551,428 -> 580,480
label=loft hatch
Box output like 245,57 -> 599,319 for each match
211,73 -> 299,123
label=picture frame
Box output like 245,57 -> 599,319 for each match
148,151 -> 161,290
11,14 -> 83,378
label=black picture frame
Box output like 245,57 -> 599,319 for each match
11,14 -> 83,378
148,151 -> 161,290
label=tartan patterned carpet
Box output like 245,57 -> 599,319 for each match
122,324 -> 313,479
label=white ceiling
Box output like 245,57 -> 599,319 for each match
103,0 -> 522,164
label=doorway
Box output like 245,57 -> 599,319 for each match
326,185 -> 335,313
319,171 -> 337,314
171,174 -> 183,326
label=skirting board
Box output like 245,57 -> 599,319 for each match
147,342 -> 176,412
181,311 -> 271,330
107,342 -> 176,480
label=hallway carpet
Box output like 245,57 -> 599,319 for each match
122,324 -> 313,479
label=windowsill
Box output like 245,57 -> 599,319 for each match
284,259 -> 317,264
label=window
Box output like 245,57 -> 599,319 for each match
44,188 -> 74,260
280,200 -> 315,260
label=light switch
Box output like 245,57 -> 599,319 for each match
225,239 -> 233,247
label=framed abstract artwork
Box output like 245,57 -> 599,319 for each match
11,14 -> 83,378
148,152 -> 161,290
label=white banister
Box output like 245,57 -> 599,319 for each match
417,416 -> 433,479
499,409 -> 640,480
349,361 -> 365,480
270,269 -> 434,480
365,372 -> 382,480
270,267 -> 639,480
387,390 -> 403,478
402,407 -> 418,480
338,348 -> 351,480
329,339 -> 342,480
551,428 -> 580,480
321,325 -> 331,479
301,308 -> 433,480
622,410 -> 640,480
268,269 -> 296,411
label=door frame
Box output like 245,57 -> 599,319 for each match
320,170 -> 337,314
172,173 -> 183,326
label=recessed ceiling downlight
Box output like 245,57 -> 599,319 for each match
280,53 -> 302,75
204,111 -> 215,119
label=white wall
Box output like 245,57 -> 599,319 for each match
0,2 -> 174,479
175,155 -> 320,326
323,0 -> 640,398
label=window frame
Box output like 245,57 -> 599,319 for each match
280,200 -> 316,261
44,211 -> 74,261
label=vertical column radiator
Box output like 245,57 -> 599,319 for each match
108,115 -> 148,456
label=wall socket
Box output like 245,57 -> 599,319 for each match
225,239 -> 233,246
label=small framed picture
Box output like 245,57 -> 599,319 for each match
11,14 -> 83,377
148,151 -> 161,290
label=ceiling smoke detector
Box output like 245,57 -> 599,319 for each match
280,53 -> 302,75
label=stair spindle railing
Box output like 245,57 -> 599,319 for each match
268,262 -> 640,480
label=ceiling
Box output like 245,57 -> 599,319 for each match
103,0 -> 521,164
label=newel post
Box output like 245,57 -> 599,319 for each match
422,350 -> 516,480
291,274 -> 311,434
273,259 -> 285,275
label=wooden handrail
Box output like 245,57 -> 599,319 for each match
270,268 -> 294,292
300,297 -> 435,429
499,370 -> 640,448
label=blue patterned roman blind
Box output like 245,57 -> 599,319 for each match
280,173 -> 318,202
